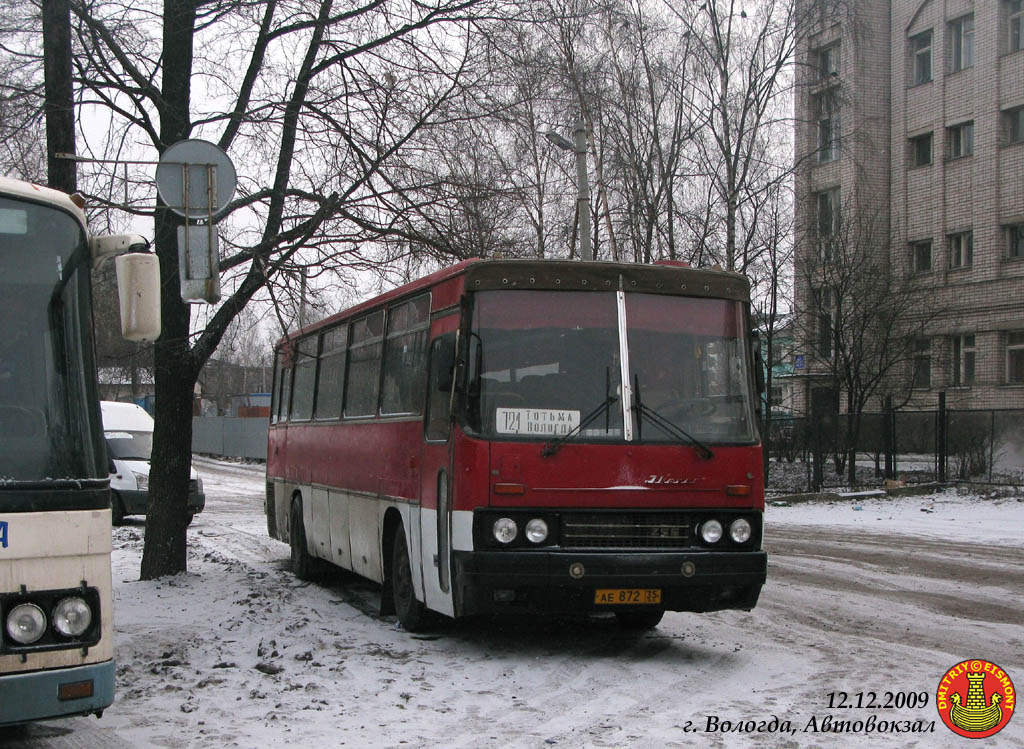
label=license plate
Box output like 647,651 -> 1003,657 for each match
594,588 -> 662,605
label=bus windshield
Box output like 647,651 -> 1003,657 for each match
466,289 -> 757,445
0,196 -> 103,485
625,292 -> 757,443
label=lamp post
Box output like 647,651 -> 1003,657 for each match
545,119 -> 592,261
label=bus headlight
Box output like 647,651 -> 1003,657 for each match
132,471 -> 149,491
729,518 -> 752,544
53,597 -> 93,637
700,519 -> 723,544
492,518 -> 518,544
525,518 -> 549,544
7,603 -> 47,644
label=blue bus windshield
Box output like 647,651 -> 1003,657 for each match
0,196 -> 104,485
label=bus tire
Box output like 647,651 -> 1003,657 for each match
614,610 -> 664,631
391,524 -> 428,632
290,499 -> 317,581
111,493 -> 126,526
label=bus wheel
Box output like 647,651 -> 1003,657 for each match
111,493 -> 126,526
614,610 -> 664,631
391,525 -> 427,632
290,500 -> 316,581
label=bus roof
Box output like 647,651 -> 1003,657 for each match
278,258 -> 750,348
0,175 -> 88,230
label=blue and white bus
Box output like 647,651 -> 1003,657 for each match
0,176 -> 159,725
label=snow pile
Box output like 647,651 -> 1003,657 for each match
65,459 -> 1024,748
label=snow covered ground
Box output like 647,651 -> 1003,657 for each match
6,457 -> 1022,748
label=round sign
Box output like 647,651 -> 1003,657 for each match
937,659 -> 1015,739
155,139 -> 237,220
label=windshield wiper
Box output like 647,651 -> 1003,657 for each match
541,395 -> 618,457
542,367 -> 617,458
633,375 -> 714,459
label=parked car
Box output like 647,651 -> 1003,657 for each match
100,401 -> 205,524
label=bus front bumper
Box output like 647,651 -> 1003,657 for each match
452,550 -> 766,616
0,660 -> 114,725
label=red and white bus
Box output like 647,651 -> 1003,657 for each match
266,259 -> 766,630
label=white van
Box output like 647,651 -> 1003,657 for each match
100,401 -> 205,524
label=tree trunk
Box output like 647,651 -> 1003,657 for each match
42,0 -> 76,193
140,0 -> 196,580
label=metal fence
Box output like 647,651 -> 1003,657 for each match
192,417 -> 268,460
766,408 -> 1024,490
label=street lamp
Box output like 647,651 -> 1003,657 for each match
545,119 -> 592,261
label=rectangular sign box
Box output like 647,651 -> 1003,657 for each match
495,408 -> 580,436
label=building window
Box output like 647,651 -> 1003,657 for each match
913,338 -> 932,389
952,334 -> 976,387
1007,223 -> 1024,258
911,30 -> 933,84
911,240 -> 932,272
910,133 -> 932,166
814,287 -> 833,359
1010,0 -> 1023,53
814,90 -> 840,163
947,121 -> 973,159
815,188 -> 840,260
950,15 -> 974,72
949,230 -> 973,268
1006,106 -> 1024,144
818,43 -> 840,78
1007,332 -> 1024,384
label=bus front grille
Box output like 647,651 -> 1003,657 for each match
561,513 -> 690,549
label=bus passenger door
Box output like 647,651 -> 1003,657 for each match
420,332 -> 457,615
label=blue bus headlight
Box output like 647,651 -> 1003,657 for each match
493,518 -> 518,544
53,597 -> 93,637
7,603 -> 47,644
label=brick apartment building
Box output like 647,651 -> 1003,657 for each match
792,0 -> 1024,415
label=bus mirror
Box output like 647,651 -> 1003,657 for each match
115,253 -> 161,342
91,234 -> 150,266
751,331 -> 766,396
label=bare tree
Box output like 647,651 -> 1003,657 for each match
40,0 -> 521,578
667,0 -> 802,272
747,174 -> 794,480
0,3 -> 47,182
798,197 -> 940,486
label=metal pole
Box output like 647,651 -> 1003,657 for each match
573,119 -> 592,261
937,392 -> 947,483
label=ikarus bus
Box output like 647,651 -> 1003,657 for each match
0,176 -> 159,725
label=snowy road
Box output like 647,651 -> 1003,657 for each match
4,458 -> 1021,747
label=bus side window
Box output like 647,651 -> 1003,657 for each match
290,336 -> 319,420
270,351 -> 283,424
278,366 -> 292,422
344,310 -> 385,417
381,294 -> 430,416
314,325 -> 347,420
425,334 -> 456,441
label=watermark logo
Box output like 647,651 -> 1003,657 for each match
937,660 -> 1015,739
